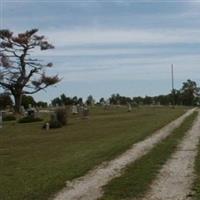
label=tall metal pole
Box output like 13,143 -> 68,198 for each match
171,64 -> 174,91
171,64 -> 175,107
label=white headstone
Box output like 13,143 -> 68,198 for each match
83,104 -> 89,118
106,99 -> 110,105
72,105 -> 78,114
46,122 -> 50,131
127,103 -> 132,112
91,99 -> 95,107
104,99 -> 111,110
117,100 -> 120,108
20,106 -> 26,115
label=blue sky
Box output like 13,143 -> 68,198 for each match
1,0 -> 200,102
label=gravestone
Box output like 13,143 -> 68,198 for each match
0,111 -> 2,128
78,104 -> 84,117
132,101 -> 138,107
91,99 -> 95,107
77,104 -> 81,113
27,105 -> 35,118
20,106 -> 26,116
101,101 -> 105,107
45,122 -> 50,131
34,107 -> 39,118
104,99 -> 111,110
72,105 -> 78,114
82,104 -> 89,118
117,100 -> 121,108
127,103 -> 132,112
27,109 -> 35,118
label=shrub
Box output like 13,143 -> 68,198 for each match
43,113 -> 61,129
43,108 -> 68,129
49,120 -> 62,129
56,108 -> 68,126
18,116 -> 43,123
3,114 -> 16,121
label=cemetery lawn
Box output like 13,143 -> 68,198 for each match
100,111 -> 198,200
0,106 -> 186,200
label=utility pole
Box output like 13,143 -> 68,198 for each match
171,64 -> 175,107
171,64 -> 174,92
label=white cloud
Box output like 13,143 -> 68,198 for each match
54,54 -> 200,82
34,46 -> 170,57
43,28 -> 200,47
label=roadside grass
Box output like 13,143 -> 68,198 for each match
192,122 -> 200,200
100,111 -> 198,200
0,106 -> 185,200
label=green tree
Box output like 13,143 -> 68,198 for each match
36,101 -> 48,108
21,95 -> 36,109
181,79 -> 200,106
77,98 -> 83,105
99,97 -> 105,104
72,96 -> 78,104
52,97 -> 62,106
110,94 -> 120,104
0,92 -> 13,109
86,95 -> 95,105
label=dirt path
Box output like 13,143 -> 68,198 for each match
140,110 -> 200,200
53,109 -> 195,200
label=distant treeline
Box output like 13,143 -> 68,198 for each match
0,94 -> 48,110
0,79 -> 199,110
51,79 -> 200,106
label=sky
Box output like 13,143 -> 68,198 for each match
0,0 -> 200,102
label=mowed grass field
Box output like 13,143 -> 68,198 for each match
0,106 -> 186,200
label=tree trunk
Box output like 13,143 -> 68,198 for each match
14,93 -> 22,114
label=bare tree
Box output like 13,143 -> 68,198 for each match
0,29 -> 60,113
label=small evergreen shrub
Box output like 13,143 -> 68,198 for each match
43,108 -> 68,129
49,120 -> 62,129
3,115 -> 16,121
18,116 -> 43,123
56,108 -> 68,126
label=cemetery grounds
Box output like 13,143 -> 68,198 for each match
1,106 -> 200,200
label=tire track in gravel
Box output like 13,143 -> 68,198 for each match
139,110 -> 200,200
52,109 -> 196,200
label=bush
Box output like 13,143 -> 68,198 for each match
18,116 -> 43,123
49,120 -> 62,129
43,108 -> 68,129
3,114 -> 16,121
56,108 -> 68,126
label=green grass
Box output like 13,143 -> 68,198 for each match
0,106 -> 186,200
100,111 -> 198,200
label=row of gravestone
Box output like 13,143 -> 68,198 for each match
0,104 -> 39,128
20,104 -> 40,118
71,104 -> 89,117
0,102 -> 133,129
101,101 -> 132,112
